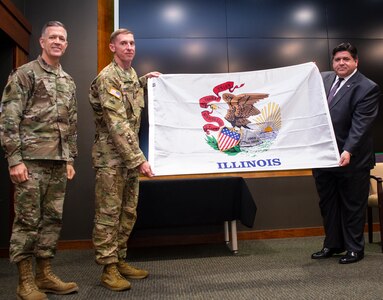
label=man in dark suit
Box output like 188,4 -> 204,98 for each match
312,42 -> 381,264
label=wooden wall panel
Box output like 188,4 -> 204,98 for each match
97,0 -> 114,72
13,46 -> 28,67
0,0 -> 31,54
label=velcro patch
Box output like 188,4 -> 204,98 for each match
108,87 -> 122,99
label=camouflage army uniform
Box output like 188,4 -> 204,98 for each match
0,56 -> 77,263
89,60 -> 147,265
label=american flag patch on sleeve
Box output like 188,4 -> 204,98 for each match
108,87 -> 122,99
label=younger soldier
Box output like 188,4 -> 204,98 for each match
89,28 -> 160,291
0,21 -> 78,299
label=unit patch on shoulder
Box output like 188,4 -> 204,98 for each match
108,87 -> 122,99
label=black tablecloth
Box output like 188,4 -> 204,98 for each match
135,177 -> 257,229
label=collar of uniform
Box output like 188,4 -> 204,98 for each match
37,55 -> 63,75
112,59 -> 135,82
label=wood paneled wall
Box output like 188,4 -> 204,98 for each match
97,0 -> 114,72
0,0 -> 31,66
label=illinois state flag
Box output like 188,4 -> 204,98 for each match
147,62 -> 340,176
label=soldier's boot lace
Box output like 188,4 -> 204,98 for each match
101,263 -> 131,291
16,257 -> 48,300
35,258 -> 79,295
117,260 -> 149,279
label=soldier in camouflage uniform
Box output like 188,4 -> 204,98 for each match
89,28 -> 160,291
0,21 -> 78,300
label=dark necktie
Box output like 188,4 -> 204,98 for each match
327,78 -> 344,103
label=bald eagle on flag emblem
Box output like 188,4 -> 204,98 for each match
218,127 -> 241,151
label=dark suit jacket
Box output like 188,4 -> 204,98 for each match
322,70 -> 380,172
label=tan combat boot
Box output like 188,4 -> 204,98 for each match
35,258 -> 79,295
117,260 -> 149,279
101,263 -> 131,291
16,257 -> 48,300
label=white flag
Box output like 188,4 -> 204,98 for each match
148,62 -> 340,176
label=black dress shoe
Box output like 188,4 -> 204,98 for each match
339,251 -> 364,264
311,247 -> 345,259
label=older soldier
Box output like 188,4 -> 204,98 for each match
0,21 -> 78,299
89,28 -> 160,291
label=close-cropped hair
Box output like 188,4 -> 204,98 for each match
41,21 -> 66,37
332,42 -> 358,60
110,28 -> 134,43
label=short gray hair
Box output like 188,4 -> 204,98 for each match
41,21 -> 66,37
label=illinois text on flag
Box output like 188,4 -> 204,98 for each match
147,62 -> 340,176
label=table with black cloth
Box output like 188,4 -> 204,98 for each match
135,177 -> 257,252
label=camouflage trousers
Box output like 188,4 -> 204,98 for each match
92,167 -> 139,265
9,160 -> 67,263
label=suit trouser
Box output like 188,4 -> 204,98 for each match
9,160 -> 67,263
313,168 -> 370,253
92,167 -> 139,265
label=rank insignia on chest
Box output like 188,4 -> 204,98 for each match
108,87 -> 122,99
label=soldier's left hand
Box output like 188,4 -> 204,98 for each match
67,164 -> 76,180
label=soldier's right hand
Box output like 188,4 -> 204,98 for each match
9,163 -> 29,183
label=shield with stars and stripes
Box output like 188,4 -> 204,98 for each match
217,127 -> 241,151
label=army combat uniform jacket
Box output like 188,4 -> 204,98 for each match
89,60 -> 147,169
0,56 -> 78,167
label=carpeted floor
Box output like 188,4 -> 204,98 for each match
1,235 -> 383,300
